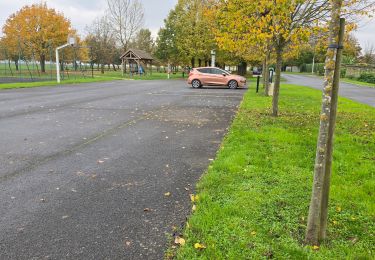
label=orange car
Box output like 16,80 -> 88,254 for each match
187,67 -> 247,89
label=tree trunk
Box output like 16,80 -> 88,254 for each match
237,62 -> 247,76
272,47 -> 283,116
319,17 -> 345,241
191,57 -> 195,68
305,0 -> 343,246
198,59 -> 202,67
40,55 -> 46,73
101,64 -> 104,74
14,60 -> 19,71
112,64 -> 117,71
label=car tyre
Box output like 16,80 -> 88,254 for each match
192,79 -> 201,89
228,80 -> 238,89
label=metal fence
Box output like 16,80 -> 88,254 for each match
0,44 -> 93,84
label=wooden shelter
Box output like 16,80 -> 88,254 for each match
120,49 -> 154,75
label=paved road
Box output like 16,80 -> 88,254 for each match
0,80 -> 245,259
283,74 -> 375,107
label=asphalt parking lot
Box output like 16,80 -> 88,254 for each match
0,79 -> 246,259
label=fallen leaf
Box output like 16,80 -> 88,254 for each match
125,241 -> 131,247
194,243 -> 206,249
174,236 -> 186,246
192,205 -> 197,211
190,194 -> 199,202
251,231 -> 256,236
144,208 -> 151,212
62,215 -> 69,219
336,206 -> 342,212
312,245 -> 320,250
164,192 -> 171,197
97,160 -> 105,164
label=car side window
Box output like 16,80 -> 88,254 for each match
211,68 -> 225,75
197,68 -> 209,74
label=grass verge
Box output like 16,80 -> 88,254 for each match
0,76 -> 123,90
175,84 -> 374,259
341,78 -> 375,88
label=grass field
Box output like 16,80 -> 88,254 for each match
0,76 -> 125,89
173,84 -> 374,259
0,71 -> 186,89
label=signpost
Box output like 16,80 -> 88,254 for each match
211,50 -> 216,67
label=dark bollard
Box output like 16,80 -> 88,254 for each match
256,75 -> 260,93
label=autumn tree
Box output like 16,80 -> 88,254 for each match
213,0 -> 334,115
360,43 -> 375,64
85,16 -> 117,74
2,3 -> 75,72
155,10 -> 180,66
173,0 -> 216,67
130,28 -> 155,54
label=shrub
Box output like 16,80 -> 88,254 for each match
358,72 -> 375,83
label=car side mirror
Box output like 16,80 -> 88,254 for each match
222,73 -> 227,76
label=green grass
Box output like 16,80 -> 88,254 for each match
0,76 -> 122,89
101,71 -> 185,80
175,84 -> 375,259
341,78 -> 375,88
0,71 -> 185,89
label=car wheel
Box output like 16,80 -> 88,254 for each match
228,80 -> 238,89
192,79 -> 201,88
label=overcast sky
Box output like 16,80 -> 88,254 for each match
0,0 -> 374,51
0,0 -> 178,38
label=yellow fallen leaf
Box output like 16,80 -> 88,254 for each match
192,205 -> 197,211
190,194 -> 199,202
336,206 -> 342,212
194,243 -> 206,249
251,231 -> 256,236
164,192 -> 171,197
333,220 -> 338,225
313,245 -> 320,250
175,236 -> 186,246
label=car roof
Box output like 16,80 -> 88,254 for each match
194,67 -> 222,69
